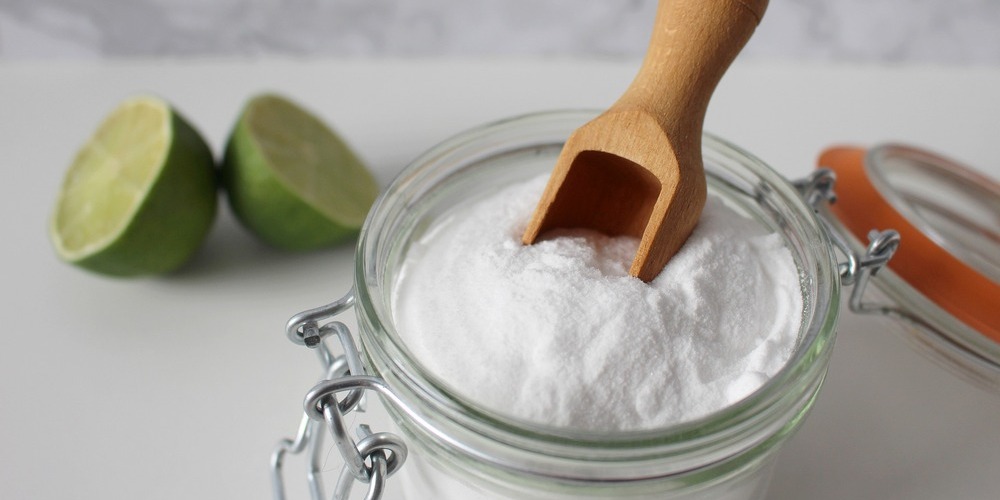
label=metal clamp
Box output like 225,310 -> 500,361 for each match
272,290 -> 408,500
795,168 -> 901,315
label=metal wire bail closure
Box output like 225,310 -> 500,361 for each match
794,168 -> 900,311
272,290 -> 408,500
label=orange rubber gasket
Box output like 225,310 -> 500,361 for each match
819,146 -> 1000,343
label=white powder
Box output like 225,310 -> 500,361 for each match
392,175 -> 802,432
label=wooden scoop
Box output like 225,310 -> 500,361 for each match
522,0 -> 768,282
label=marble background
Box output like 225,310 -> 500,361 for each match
1,0 -> 999,64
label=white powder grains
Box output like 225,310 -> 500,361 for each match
392,175 -> 803,432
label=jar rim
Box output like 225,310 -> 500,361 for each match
353,110 -> 840,459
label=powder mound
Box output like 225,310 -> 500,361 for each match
393,175 -> 803,432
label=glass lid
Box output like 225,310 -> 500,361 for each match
819,144 -> 1000,389
869,145 -> 1000,285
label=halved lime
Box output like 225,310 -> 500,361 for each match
49,96 -> 218,276
221,93 -> 379,250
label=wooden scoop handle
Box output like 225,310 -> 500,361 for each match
521,0 -> 767,282
615,0 -> 768,280
616,0 -> 767,137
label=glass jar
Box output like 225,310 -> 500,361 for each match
272,107 -> 1000,500
272,110 -> 902,500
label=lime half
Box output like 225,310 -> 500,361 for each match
49,96 -> 218,276
221,93 -> 379,250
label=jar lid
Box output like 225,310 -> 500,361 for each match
820,144 -> 1000,360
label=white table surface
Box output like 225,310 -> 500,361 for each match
2,58 -> 999,500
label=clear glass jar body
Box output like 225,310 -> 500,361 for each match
352,111 -> 842,499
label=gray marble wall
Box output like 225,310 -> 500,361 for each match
1,0 -> 998,64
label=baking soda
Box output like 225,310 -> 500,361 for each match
392,175 -> 802,431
